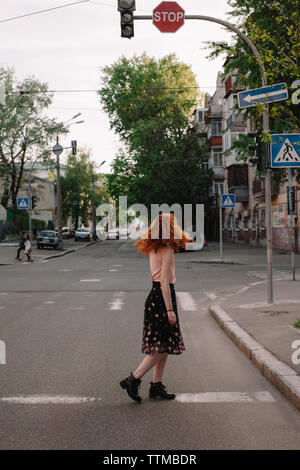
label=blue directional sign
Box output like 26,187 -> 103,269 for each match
17,197 -> 29,210
222,194 -> 235,208
271,134 -> 300,168
238,83 -> 288,109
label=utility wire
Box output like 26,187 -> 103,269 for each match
0,0 -> 90,24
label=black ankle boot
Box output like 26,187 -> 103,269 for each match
120,372 -> 142,403
149,381 -> 176,400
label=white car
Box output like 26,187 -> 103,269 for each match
74,228 -> 91,242
107,227 -> 119,240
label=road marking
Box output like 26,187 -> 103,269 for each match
44,301 -> 55,304
80,279 -> 101,282
58,269 -> 71,272
109,269 -> 117,272
108,291 -> 125,310
175,391 -> 275,403
204,292 -> 218,302
177,292 -> 197,311
0,395 -> 99,404
111,264 -> 123,267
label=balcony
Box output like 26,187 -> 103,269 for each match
227,164 -> 249,202
253,178 -> 278,201
207,104 -> 222,118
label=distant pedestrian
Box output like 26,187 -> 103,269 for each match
119,212 -> 193,403
16,231 -> 26,260
19,235 -> 34,262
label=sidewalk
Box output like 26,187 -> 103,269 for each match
0,240 -> 98,265
203,242 -> 300,412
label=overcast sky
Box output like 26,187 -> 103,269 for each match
0,0 -> 233,173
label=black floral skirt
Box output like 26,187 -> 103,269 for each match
141,281 -> 185,355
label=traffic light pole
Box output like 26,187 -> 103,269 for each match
134,12 -> 273,303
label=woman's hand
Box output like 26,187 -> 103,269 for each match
167,310 -> 176,326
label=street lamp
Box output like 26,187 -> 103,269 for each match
53,115 -> 84,250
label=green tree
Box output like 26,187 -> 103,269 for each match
0,66 -> 67,213
206,0 -> 300,181
99,53 -> 211,217
61,150 -> 110,229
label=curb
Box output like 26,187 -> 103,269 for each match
41,240 -> 100,261
189,259 -> 244,265
209,304 -> 300,412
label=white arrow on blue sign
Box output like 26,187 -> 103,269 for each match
222,194 -> 235,208
271,134 -> 300,168
238,82 -> 288,109
17,197 -> 29,210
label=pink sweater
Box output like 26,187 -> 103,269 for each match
149,245 -> 176,283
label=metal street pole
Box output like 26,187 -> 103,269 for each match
219,195 -> 223,261
52,138 -> 64,251
134,12 -> 273,302
91,174 -> 97,241
288,168 -> 296,281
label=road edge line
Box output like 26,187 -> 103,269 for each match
41,240 -> 101,261
209,304 -> 300,412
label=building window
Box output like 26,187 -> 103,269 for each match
213,182 -> 224,195
252,209 -> 258,229
244,215 -> 249,229
211,120 -> 222,136
196,109 -> 206,123
227,212 -> 232,229
260,209 -> 265,227
235,214 -> 240,229
213,151 -> 223,167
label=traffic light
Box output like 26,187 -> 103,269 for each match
118,0 -> 135,39
248,131 -> 263,171
71,140 -> 77,155
32,196 -> 37,209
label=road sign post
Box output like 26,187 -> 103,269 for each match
52,140 -> 64,251
220,194 -> 235,261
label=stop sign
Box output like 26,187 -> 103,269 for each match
153,1 -> 185,33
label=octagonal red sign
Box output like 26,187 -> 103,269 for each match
153,1 -> 185,33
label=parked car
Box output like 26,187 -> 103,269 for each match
107,227 -> 119,239
54,227 -> 73,239
75,228 -> 91,242
37,230 -> 58,249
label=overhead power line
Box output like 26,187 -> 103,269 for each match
0,0 -> 90,24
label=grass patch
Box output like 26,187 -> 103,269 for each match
294,319 -> 300,329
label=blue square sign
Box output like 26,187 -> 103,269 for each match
222,194 -> 235,208
17,197 -> 29,210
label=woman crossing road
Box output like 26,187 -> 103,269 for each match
120,212 -> 193,403
19,235 -> 34,262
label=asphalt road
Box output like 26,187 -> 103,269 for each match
0,239 -> 300,450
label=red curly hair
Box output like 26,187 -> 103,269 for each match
133,212 -> 194,255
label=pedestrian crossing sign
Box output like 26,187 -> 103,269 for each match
222,194 -> 235,208
17,197 -> 29,210
271,134 -> 300,167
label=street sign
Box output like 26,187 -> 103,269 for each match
222,194 -> 235,208
153,1 -> 185,33
52,143 -> 64,156
238,83 -> 288,109
17,197 -> 29,210
271,134 -> 300,167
